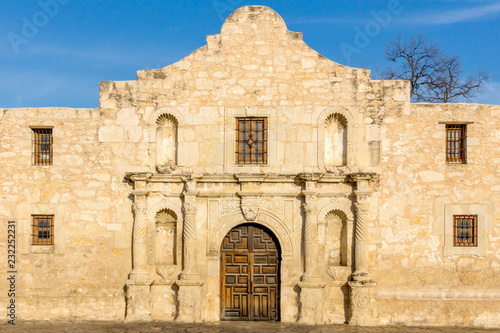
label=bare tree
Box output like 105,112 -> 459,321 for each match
381,34 -> 489,103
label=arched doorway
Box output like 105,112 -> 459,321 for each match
220,223 -> 280,321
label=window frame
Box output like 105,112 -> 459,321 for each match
235,117 -> 268,164
31,215 -> 55,246
453,215 -> 477,247
445,124 -> 467,164
31,127 -> 53,165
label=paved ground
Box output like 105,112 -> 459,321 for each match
1,322 -> 499,333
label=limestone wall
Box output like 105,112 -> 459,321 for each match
1,5 -> 499,328
0,108 -> 131,320
373,103 -> 500,327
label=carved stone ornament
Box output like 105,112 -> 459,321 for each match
327,266 -> 351,282
302,202 -> 317,216
132,202 -> 147,215
156,265 -> 179,281
156,165 -> 177,174
182,202 -> 197,215
241,196 -> 260,221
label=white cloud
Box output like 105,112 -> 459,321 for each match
405,2 -> 500,25
473,81 -> 500,105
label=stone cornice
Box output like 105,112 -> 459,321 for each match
125,172 -> 153,182
125,172 -> 379,185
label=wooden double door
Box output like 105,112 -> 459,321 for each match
221,224 -> 280,321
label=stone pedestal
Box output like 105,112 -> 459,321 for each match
298,281 -> 324,325
175,280 -> 204,323
125,280 -> 153,322
151,282 -> 177,321
348,280 -> 377,326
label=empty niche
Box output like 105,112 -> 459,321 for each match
324,210 -> 348,267
156,114 -> 178,166
155,209 -> 177,265
325,113 -> 347,166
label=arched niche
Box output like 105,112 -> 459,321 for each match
146,107 -> 185,169
322,210 -> 349,267
316,106 -> 356,172
317,202 -> 354,270
325,113 -> 347,166
146,201 -> 183,272
154,208 -> 177,265
155,114 -> 178,166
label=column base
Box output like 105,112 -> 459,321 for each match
125,279 -> 154,322
128,268 -> 150,282
151,281 -> 177,321
297,281 -> 325,325
175,279 -> 204,323
351,270 -> 374,283
179,269 -> 201,281
347,280 -> 377,326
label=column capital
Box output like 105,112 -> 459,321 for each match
182,202 -> 197,215
131,189 -> 149,197
302,202 -> 318,216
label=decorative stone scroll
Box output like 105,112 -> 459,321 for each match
240,194 -> 261,221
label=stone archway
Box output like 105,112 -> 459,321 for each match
220,223 -> 281,321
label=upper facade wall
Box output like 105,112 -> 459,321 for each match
98,6 -> 409,174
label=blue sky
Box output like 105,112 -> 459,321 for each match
1,0 -> 499,108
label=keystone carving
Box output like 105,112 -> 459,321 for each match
240,195 -> 261,221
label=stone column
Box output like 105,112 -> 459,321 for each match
129,190 -> 150,281
301,188 -> 320,282
348,174 -> 377,325
179,178 -> 200,281
126,173 -> 153,321
298,180 -> 324,324
176,177 -> 203,322
352,178 -> 372,282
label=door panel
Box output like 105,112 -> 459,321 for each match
221,224 -> 280,321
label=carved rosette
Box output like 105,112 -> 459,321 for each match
240,195 -> 261,221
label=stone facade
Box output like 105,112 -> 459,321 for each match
1,6 -> 499,327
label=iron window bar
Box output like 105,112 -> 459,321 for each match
32,215 -> 54,245
453,215 -> 477,247
446,124 -> 466,164
32,128 -> 53,165
236,117 -> 268,164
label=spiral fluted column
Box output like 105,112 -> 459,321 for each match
180,201 -> 199,280
125,172 -> 153,322
302,199 -> 319,282
352,198 -> 370,281
129,194 -> 150,281
179,178 -> 200,281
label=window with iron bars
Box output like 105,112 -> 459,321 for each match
446,124 -> 466,164
32,215 -> 54,245
235,117 -> 268,164
453,215 -> 477,247
32,128 -> 53,165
